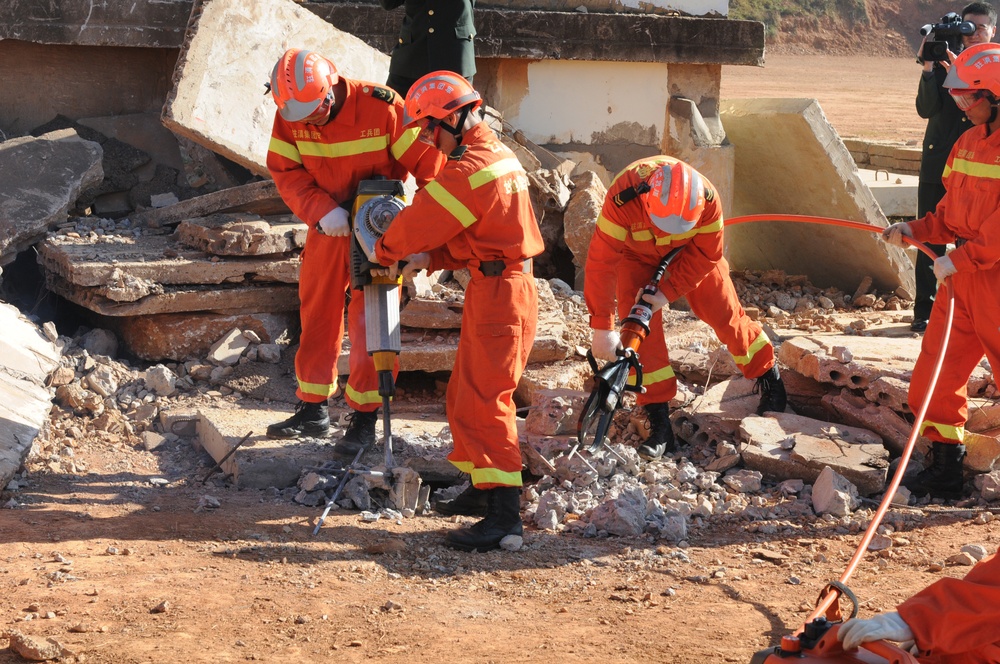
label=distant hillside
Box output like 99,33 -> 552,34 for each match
730,0 -> 965,56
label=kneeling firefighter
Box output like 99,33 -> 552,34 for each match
372,72 -> 544,552
584,157 -> 786,460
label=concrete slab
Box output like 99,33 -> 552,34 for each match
78,112 -> 185,173
739,412 -> 888,496
0,302 -> 60,489
129,180 -> 290,229
0,129 -> 103,268
857,168 -> 918,219
114,312 -> 294,362
177,214 -> 307,256
162,0 -> 391,177
720,98 -> 913,296
37,233 -> 300,288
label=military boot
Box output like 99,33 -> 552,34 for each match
905,441 -> 967,500
445,486 -> 523,553
332,409 -> 378,456
637,403 -> 675,460
266,401 -> 330,439
434,482 -> 489,517
753,365 -> 787,415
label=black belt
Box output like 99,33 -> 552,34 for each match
478,258 -> 532,276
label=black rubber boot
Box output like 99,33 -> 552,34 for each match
637,403 -> 675,460
332,409 -> 378,456
753,365 -> 787,415
445,486 -> 523,553
266,401 -> 330,439
905,441 -> 967,500
435,482 -> 489,517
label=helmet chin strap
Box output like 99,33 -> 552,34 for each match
439,106 -> 472,140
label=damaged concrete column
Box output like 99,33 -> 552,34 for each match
662,63 -> 735,217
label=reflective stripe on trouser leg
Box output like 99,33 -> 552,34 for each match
686,258 -> 774,379
616,254 -> 676,406
446,271 -> 536,489
295,230 -> 349,402
909,270 -> 1000,444
344,288 -> 399,411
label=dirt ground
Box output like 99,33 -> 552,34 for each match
3,56 -> 997,664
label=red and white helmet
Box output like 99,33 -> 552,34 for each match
402,71 -> 482,128
268,48 -> 339,122
944,42 -> 1000,109
643,160 -> 706,234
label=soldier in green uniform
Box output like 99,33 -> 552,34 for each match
380,0 -> 476,97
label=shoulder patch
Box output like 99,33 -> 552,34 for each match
370,86 -> 396,104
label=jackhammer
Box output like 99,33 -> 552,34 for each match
576,245 -> 683,455
313,179 -> 407,534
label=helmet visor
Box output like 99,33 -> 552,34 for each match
951,88 -> 990,111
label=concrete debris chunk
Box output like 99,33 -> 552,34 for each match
740,412 -> 887,496
130,180 -> 289,228
178,213 -> 306,256
0,129 -> 103,267
4,630 -> 69,661
811,466 -> 860,516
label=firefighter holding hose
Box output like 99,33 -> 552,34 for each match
883,42 -> 1000,500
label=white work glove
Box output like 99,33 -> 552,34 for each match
591,329 -> 622,362
934,255 -> 957,282
317,207 -> 350,237
882,222 -> 913,248
636,287 -> 670,314
838,612 -> 914,652
401,252 -> 430,279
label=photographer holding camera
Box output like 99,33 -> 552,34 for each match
912,2 -> 996,333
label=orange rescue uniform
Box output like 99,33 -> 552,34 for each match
375,122 -> 544,489
584,156 -> 775,406
266,80 -> 442,408
907,124 -> 1000,446
897,553 -> 1000,663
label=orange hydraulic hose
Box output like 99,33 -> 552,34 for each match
725,214 -> 956,632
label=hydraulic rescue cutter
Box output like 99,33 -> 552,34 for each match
576,246 -> 683,456
750,617 -> 917,664
313,179 -> 408,534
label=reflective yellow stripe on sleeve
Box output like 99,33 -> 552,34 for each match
596,214 -> 628,241
731,330 -> 772,366
469,157 -> 523,188
297,135 -> 390,159
918,421 -> 965,443
390,126 -> 421,160
269,137 -> 303,164
427,180 -> 477,227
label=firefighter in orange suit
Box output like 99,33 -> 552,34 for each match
584,157 -> 787,461
264,48 -> 442,452
838,553 -> 1000,662
373,71 -> 543,553
883,42 -> 1000,500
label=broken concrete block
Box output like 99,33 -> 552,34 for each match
178,213 -> 306,256
116,312 -> 293,362
739,411 -> 888,496
400,296 -> 464,329
811,466 -> 860,516
163,0 -> 390,176
515,361 -> 594,410
563,170 -> 605,280
863,375 -> 910,414
0,302 -> 61,490
672,376 -> 761,449
964,431 -> 1000,474
975,470 -> 1000,502
778,335 -> 918,391
0,129 -> 103,266
823,389 -> 913,457
525,388 -> 589,436
129,180 -> 289,228
207,328 -> 250,366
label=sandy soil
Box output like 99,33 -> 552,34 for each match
723,55 -> 926,145
3,56 -> 997,664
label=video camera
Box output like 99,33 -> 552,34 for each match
920,12 -> 976,61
